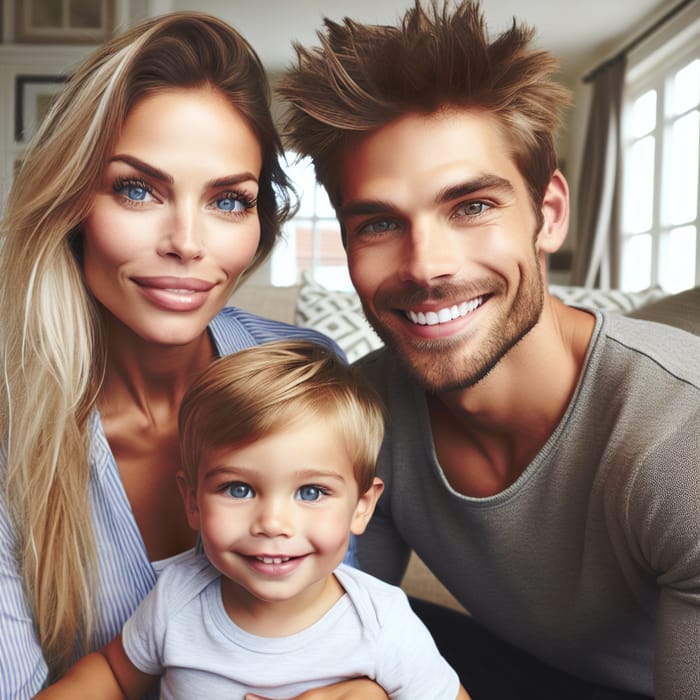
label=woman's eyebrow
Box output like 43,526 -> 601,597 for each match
111,154 -> 173,184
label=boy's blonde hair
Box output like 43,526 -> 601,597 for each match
179,340 -> 385,494
279,0 -> 571,228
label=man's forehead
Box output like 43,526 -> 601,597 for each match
337,109 -> 518,206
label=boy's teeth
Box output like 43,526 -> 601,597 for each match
406,297 -> 483,326
257,556 -> 290,564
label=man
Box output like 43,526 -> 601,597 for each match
279,2 -> 700,699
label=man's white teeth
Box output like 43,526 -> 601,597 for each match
257,556 -> 290,564
406,297 -> 483,326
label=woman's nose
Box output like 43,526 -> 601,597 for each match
158,202 -> 204,261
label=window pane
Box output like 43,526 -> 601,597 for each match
314,183 -> 336,218
630,90 -> 656,137
285,156 -> 317,217
271,228 -> 299,286
672,59 -> 700,115
658,225 -> 697,293
663,109 -> 699,226
620,234 -> 652,291
622,136 -> 655,233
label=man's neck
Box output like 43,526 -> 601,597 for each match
427,300 -> 596,497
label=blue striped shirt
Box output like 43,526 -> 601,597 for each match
0,307 -> 352,698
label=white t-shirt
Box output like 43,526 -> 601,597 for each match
123,550 -> 460,700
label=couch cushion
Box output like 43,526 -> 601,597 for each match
549,284 -> 666,313
626,285 -> 700,335
295,274 -> 383,362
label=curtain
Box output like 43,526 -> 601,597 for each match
572,55 -> 627,289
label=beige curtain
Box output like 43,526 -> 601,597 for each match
572,56 -> 626,289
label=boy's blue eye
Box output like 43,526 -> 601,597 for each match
226,483 -> 254,499
297,485 -> 322,502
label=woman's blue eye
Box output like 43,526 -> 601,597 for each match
126,185 -> 147,201
297,485 -> 322,502
113,179 -> 152,202
226,483 -> 254,499
216,196 -> 244,212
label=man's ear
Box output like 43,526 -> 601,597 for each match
176,470 -> 201,531
350,477 -> 384,536
537,169 -> 569,254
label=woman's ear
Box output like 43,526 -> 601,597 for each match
176,470 -> 201,531
350,477 -> 384,536
537,169 -> 569,254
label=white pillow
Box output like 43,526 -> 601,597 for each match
295,274 -> 383,362
549,284 -> 666,312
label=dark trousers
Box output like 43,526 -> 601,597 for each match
409,598 -> 653,700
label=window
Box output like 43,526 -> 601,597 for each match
620,40 -> 700,293
271,154 -> 352,291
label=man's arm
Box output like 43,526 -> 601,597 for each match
34,635 -> 157,700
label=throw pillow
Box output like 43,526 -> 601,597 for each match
549,284 -> 666,313
295,273 -> 383,362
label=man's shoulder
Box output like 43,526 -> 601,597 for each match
602,313 -> 700,387
353,346 -> 401,386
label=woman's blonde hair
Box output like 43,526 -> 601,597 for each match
179,340 -> 385,495
0,11 -> 292,677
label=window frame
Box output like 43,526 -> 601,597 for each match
619,13 -> 700,293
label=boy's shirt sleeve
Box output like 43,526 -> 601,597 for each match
372,584 -> 461,699
121,572 -> 169,676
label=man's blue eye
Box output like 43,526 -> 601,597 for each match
361,220 -> 397,235
226,483 -> 253,499
297,485 -> 321,502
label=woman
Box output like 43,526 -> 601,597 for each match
0,13 -> 385,700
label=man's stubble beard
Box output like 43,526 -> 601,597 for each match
360,259 -> 545,394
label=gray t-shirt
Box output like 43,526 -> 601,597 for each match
356,311 -> 700,700
122,550 -> 460,699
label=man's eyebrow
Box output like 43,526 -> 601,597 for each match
339,175 -> 515,220
338,199 -> 396,220
111,155 -> 173,184
435,175 -> 515,204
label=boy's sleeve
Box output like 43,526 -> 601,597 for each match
374,590 -> 461,700
120,578 -> 168,676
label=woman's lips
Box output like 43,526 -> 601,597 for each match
132,276 -> 216,311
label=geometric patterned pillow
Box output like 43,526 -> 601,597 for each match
549,284 -> 666,313
295,273 -> 384,362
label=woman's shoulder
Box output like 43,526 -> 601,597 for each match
212,306 -> 344,358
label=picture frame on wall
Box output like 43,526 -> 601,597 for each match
15,0 -> 115,43
14,74 -> 67,143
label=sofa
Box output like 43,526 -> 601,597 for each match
228,276 -> 700,610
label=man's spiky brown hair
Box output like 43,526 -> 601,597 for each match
279,0 -> 571,215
